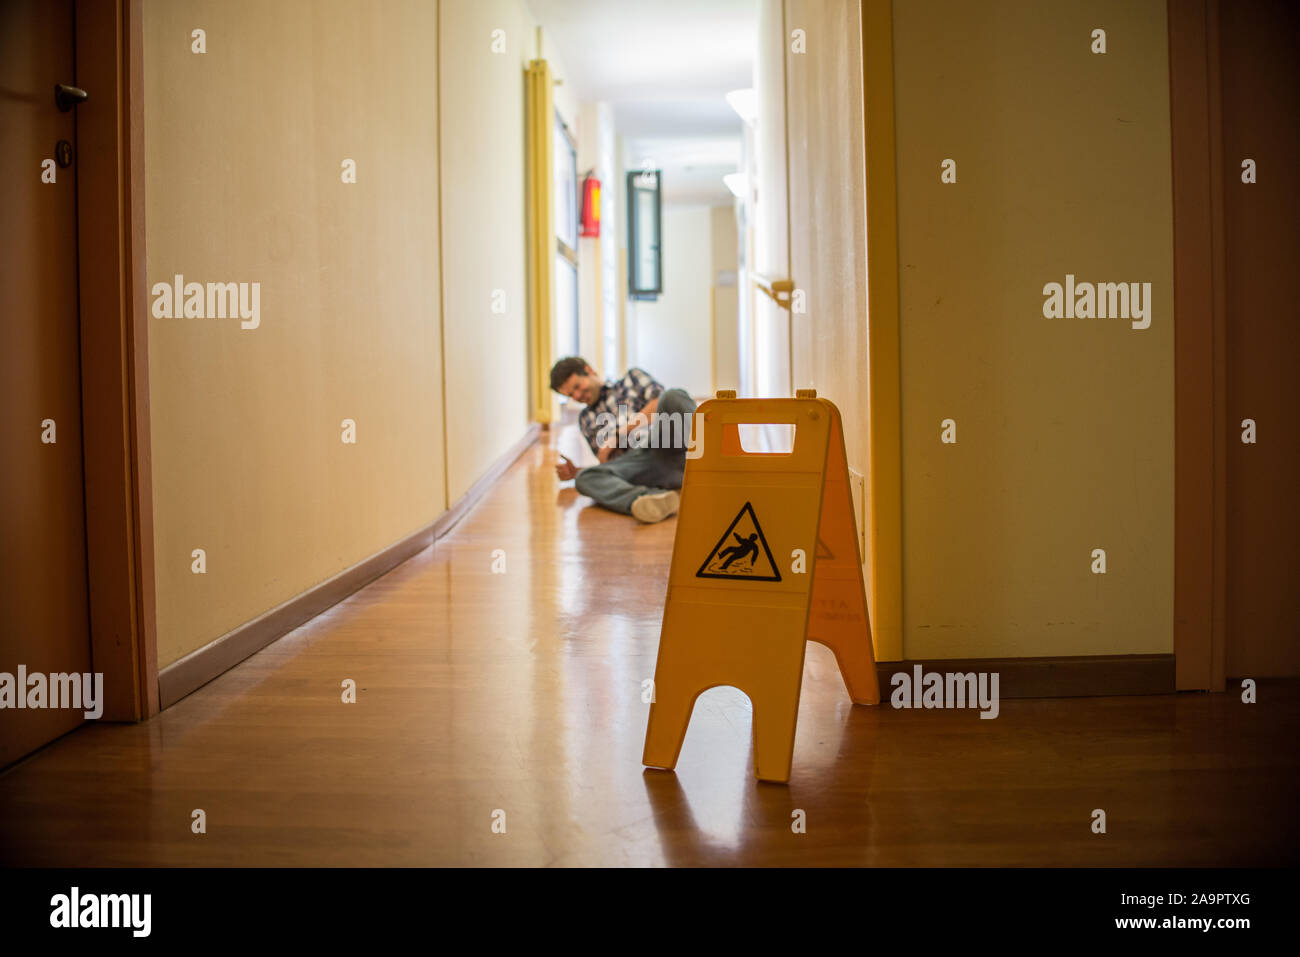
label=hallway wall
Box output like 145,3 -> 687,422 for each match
711,204 -> 740,392
440,0 -> 535,503
784,0 -> 871,590
143,0 -> 578,670
144,0 -> 446,668
632,204 -> 715,396
889,0 -> 1175,659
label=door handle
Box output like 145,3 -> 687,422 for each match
753,274 -> 794,309
54,84 -> 88,111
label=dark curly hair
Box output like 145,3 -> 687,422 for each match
549,356 -> 591,392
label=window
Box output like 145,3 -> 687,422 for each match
627,169 -> 662,299
554,114 -> 579,357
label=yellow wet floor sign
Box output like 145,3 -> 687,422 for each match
643,390 -> 880,783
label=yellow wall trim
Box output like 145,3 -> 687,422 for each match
525,58 -> 555,423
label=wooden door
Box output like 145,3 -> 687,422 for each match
0,0 -> 94,765
1221,0 -> 1300,677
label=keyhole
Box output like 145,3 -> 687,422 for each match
55,140 -> 73,168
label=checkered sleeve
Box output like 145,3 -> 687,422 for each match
577,407 -> 603,458
624,367 -> 664,407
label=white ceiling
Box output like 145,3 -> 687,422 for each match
528,0 -> 758,205
622,133 -> 743,205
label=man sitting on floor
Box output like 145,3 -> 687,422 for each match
550,356 -> 697,524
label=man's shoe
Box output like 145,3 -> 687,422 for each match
631,490 -> 680,524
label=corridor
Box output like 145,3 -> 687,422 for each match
3,0 -> 1299,909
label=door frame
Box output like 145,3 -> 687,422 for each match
1167,0 -> 1227,692
74,0 -> 158,720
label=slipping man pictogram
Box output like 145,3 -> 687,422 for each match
696,501 -> 782,582
718,532 -> 759,570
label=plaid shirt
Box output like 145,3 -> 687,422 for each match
577,368 -> 664,459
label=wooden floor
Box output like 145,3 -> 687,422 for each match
2,423 -> 1298,867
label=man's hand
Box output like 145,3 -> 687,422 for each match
555,453 -> 580,481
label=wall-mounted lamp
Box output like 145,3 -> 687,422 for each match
725,88 -> 757,126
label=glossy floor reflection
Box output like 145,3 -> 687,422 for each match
1,423 -> 1298,866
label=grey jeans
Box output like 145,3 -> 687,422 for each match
574,388 -> 697,515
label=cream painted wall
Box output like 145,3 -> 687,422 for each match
539,30 -> 579,130
538,25 -> 578,424
597,103 -> 621,376
711,204 -> 740,392
144,0 -> 445,667
440,0 -> 536,503
785,0 -> 869,467
617,135 -> 636,370
633,205 -> 715,396
891,0 -> 1175,658
577,102 -> 602,363
754,0 -> 789,280
575,100 -> 621,374
737,120 -> 758,397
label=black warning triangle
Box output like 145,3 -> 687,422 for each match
696,501 -> 782,582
